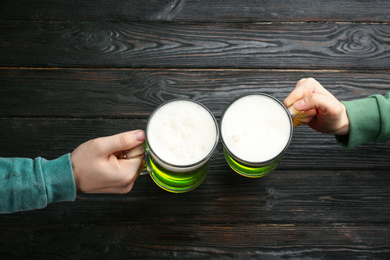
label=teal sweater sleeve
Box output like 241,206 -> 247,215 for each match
0,153 -> 76,214
336,93 -> 390,149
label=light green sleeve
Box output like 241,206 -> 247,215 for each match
336,93 -> 390,149
0,153 -> 76,214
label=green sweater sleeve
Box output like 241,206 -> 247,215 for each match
336,93 -> 390,149
0,153 -> 76,214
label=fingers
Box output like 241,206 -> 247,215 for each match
295,92 -> 340,116
96,130 -> 145,157
292,109 -> 317,127
117,155 -> 145,193
119,149 -> 145,176
124,145 -> 145,159
119,147 -> 146,193
284,77 -> 341,119
92,153 -> 145,194
135,160 -> 146,178
72,130 -> 147,194
283,78 -> 308,107
284,78 -> 330,109
117,145 -> 145,159
96,134 -> 145,194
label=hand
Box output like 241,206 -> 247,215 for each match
70,130 -> 146,194
283,78 -> 350,135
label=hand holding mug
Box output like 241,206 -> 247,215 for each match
283,78 -> 350,135
71,130 -> 145,194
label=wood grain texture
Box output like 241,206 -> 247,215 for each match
1,0 -> 390,259
0,168 -> 389,224
1,0 -> 390,22
1,118 -> 389,169
0,223 -> 389,259
1,69 -> 390,118
1,22 -> 390,69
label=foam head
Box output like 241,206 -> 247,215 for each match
221,94 -> 292,163
147,100 -> 218,167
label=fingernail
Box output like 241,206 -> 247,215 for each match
134,130 -> 145,141
294,99 -> 306,109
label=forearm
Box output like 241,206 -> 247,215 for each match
336,93 -> 390,149
0,154 -> 76,214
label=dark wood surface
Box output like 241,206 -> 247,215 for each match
1,1 -> 389,259
1,22 -> 390,69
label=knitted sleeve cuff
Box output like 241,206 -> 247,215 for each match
336,96 -> 382,149
40,153 -> 77,204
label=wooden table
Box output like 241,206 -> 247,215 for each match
1,1 -> 390,258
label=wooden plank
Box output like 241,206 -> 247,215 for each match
1,119 -> 388,225
1,116 -> 390,169
1,1 -> 389,259
1,22 -> 390,69
0,118 -> 148,158
0,223 -> 388,258
0,116 -> 389,171
1,69 -> 390,118
1,0 -> 390,22
2,168 -> 389,224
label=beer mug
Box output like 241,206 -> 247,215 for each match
220,93 -> 296,178
143,99 -> 219,193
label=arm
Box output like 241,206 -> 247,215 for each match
71,130 -> 145,193
0,154 -> 75,214
336,93 -> 390,149
284,78 -> 390,149
283,78 -> 350,135
1,130 -> 145,214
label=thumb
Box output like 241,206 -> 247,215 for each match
97,130 -> 145,156
294,93 -> 337,115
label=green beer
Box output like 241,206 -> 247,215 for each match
221,94 -> 293,178
144,99 -> 219,193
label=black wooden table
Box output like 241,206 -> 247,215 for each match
1,1 -> 390,259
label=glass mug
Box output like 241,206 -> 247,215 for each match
220,93 -> 297,178
142,99 -> 219,193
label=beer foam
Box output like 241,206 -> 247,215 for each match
147,100 -> 217,166
221,95 -> 291,163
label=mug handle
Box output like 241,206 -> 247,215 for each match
139,160 -> 150,176
118,145 -> 150,176
287,104 -> 303,118
140,143 -> 151,175
287,104 -> 304,127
